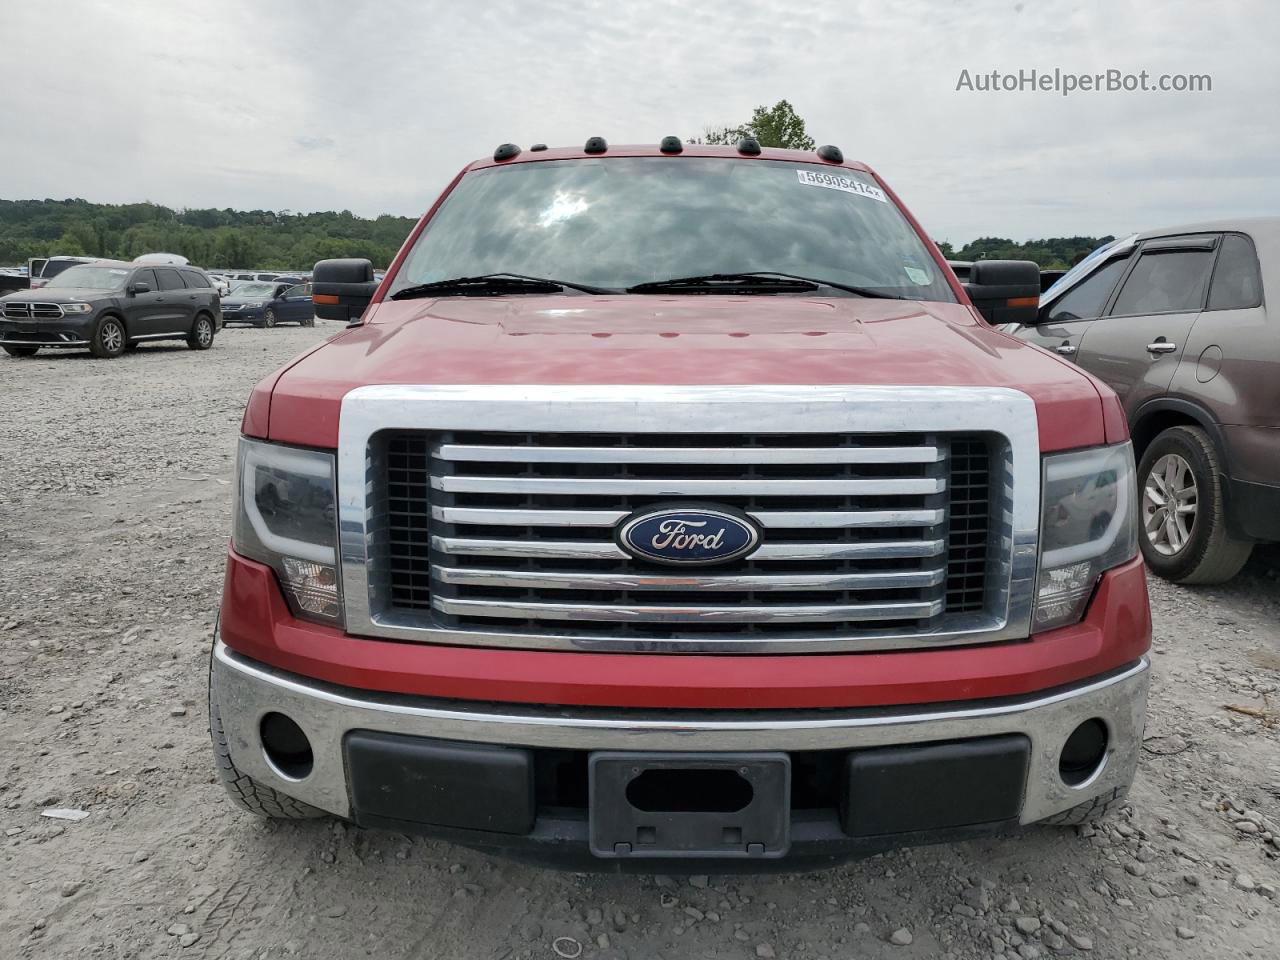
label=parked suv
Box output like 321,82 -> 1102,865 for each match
1009,219 -> 1278,583
210,141 -> 1151,871
0,259 -> 221,358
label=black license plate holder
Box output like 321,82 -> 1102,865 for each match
588,752 -> 790,859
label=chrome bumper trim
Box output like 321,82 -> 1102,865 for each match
212,640 -> 1148,825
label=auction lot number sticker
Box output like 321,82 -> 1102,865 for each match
796,169 -> 887,202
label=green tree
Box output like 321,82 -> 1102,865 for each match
703,99 -> 816,150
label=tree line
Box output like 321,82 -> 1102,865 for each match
0,198 -> 416,270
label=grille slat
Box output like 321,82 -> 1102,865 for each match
376,429 -> 994,646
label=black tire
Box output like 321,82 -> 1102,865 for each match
301,315 -> 315,328
261,308 -> 277,329
187,314 -> 215,350
3,345 -> 39,357
1137,425 -> 1252,584
89,316 -> 127,358
1039,786 -> 1128,826
209,679 -> 324,820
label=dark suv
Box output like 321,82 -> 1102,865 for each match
0,259 -> 222,358
1008,217 -> 1279,583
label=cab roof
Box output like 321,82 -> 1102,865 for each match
468,142 -> 875,175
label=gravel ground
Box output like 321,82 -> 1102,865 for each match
1,326 -> 1278,960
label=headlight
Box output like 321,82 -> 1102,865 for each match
1034,442 -> 1138,630
62,303 -> 93,314
233,437 -> 342,624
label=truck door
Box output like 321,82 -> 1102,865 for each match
1074,235 -> 1219,421
1018,253 -> 1133,362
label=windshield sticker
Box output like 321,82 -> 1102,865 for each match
795,169 -> 887,202
903,259 -> 931,285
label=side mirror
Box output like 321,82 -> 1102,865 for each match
312,258 -> 377,322
963,260 -> 1041,325
130,281 -> 152,295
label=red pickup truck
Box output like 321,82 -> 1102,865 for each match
210,140 -> 1151,870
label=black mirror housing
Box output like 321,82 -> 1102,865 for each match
963,260 -> 1041,325
312,258 -> 377,322
130,281 -> 152,295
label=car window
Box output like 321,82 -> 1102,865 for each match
132,268 -> 158,290
282,284 -> 308,298
1110,247 -> 1216,316
155,267 -> 187,291
182,270 -> 212,288
1045,257 -> 1130,323
1207,234 -> 1263,311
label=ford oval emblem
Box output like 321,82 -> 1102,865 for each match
617,505 -> 761,566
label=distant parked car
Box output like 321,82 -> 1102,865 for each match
207,273 -> 233,296
218,280 -> 314,328
27,255 -> 95,289
0,259 -> 221,358
1005,218 -> 1279,584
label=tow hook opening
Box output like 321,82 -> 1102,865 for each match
625,768 -> 754,813
1059,718 -> 1109,787
260,712 -> 314,781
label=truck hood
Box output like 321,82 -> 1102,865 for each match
259,295 -> 1117,451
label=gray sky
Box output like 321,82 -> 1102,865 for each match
2,0 -> 1276,243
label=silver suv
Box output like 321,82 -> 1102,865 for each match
1007,218 -> 1278,584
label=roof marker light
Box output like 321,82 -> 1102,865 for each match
737,138 -> 762,156
493,143 -> 521,161
530,143 -> 548,152
584,136 -> 608,154
816,144 -> 844,163
659,136 -> 683,154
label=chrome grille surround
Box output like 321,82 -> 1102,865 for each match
2,301 -> 65,320
338,385 -> 1040,653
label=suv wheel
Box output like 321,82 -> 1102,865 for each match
188,314 -> 215,350
260,308 -> 277,329
90,316 -> 127,358
1138,425 -> 1252,583
3,345 -> 39,357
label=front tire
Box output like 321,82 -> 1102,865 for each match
209,681 -> 324,820
260,308 -> 277,329
90,316 -> 126,358
188,314 -> 215,350
3,345 -> 39,357
1137,425 -> 1252,584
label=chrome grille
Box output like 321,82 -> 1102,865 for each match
376,430 -> 995,641
2,301 -> 64,320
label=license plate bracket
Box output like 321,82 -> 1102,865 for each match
588,752 -> 790,859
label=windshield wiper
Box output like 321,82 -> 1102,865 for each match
390,273 -> 611,299
626,271 -> 906,299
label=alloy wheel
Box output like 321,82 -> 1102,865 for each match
102,322 -> 124,353
1143,453 -> 1197,556
197,318 -> 213,347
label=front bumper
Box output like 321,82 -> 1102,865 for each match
0,319 -> 94,347
212,640 -> 1148,868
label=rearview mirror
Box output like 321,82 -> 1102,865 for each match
963,260 -> 1041,325
130,281 -> 152,295
312,258 -> 377,322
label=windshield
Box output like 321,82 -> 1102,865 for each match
232,282 -> 277,297
389,157 -> 956,302
44,265 -> 129,289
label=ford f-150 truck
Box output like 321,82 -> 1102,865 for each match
210,139 -> 1151,871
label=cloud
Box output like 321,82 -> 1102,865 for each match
0,0 -> 1275,242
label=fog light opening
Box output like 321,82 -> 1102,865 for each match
260,712 -> 313,781
1060,718 -> 1109,787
